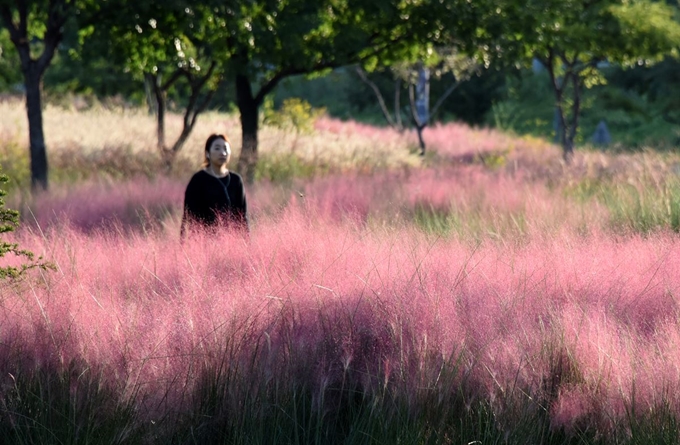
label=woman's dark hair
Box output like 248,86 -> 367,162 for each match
202,133 -> 230,167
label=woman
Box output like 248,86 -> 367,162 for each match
180,134 -> 248,237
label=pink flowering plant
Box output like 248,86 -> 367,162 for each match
3,117 -> 680,443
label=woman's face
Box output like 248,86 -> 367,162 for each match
207,138 -> 231,166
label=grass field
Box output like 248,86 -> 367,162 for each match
2,100 -> 680,444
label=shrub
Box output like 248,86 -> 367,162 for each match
0,167 -> 50,280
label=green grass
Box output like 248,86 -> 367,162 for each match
565,176 -> 680,234
254,152 -> 328,183
9,357 -> 675,444
412,201 -> 527,242
0,362 -> 143,445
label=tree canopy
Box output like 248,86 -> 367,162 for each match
0,0 -> 79,190
2,0 -> 680,185
495,0 -> 680,158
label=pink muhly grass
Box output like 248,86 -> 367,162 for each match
417,122 -> 525,156
313,118 -> 557,161
22,176 -> 185,234
3,157 -> 644,244
3,204 -> 680,436
296,165 -> 596,239
314,117 -> 406,145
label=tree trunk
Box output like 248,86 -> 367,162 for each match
554,104 -> 569,159
1,0 -> 72,192
416,124 -> 426,156
144,75 -> 157,116
146,73 -> 166,153
235,74 -> 259,184
166,64 -> 219,170
409,78 -> 429,156
557,106 -> 574,164
24,67 -> 48,191
565,76 -> 582,163
545,58 -> 573,164
562,138 -> 574,163
356,66 -> 396,129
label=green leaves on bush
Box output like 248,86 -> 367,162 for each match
263,97 -> 326,137
0,167 -> 51,280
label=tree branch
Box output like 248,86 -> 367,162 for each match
18,1 -> 28,43
253,23 -> 412,106
170,62 -> 219,154
37,0 -> 71,74
0,5 -> 18,42
161,68 -> 185,91
429,79 -> 461,121
355,66 -> 395,128
394,77 -> 402,130
408,82 -> 424,128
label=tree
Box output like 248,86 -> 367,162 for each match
498,0 -> 680,160
0,0 -> 77,191
0,166 -> 50,280
200,0 -> 479,182
80,1 -> 224,169
357,49 -> 482,155
82,0 -> 485,181
0,28 -> 21,91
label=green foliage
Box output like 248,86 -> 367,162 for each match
479,150 -> 510,169
487,67 -> 680,149
0,176 -> 29,281
254,152 -> 325,183
263,97 -> 326,135
565,175 -> 680,234
411,200 -> 527,241
0,167 -> 48,280
0,361 -> 145,444
0,28 -> 20,91
604,180 -> 680,234
0,137 -> 30,192
490,0 -> 680,156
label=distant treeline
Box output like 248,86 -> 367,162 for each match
2,27 -> 678,151
2,0 -> 679,191
2,50 -> 677,150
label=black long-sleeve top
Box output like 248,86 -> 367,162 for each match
181,170 -> 248,235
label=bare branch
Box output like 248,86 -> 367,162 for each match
394,77 -> 402,130
355,66 -> 395,128
430,80 -> 461,121
161,69 -> 185,91
408,83 -> 421,127
0,5 -> 18,41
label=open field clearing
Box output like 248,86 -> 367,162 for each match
3,104 -> 680,443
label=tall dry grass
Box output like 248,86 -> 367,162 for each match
0,100 -> 420,189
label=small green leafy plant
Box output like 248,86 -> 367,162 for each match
263,97 -> 326,135
263,97 -> 326,153
0,167 -> 51,280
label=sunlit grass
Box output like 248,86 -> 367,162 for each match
4,101 -> 680,443
3,210 -> 680,443
0,100 -> 420,190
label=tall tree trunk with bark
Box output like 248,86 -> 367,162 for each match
235,74 -> 260,184
542,49 -> 588,163
1,0 -> 70,191
146,73 -> 167,155
24,66 -> 48,190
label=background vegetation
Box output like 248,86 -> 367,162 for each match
3,0 -> 680,443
